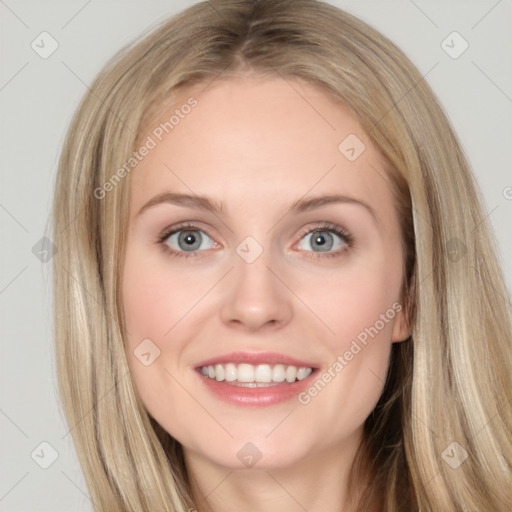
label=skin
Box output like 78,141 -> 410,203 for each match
122,75 -> 410,512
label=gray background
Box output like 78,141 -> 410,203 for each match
1,0 -> 511,510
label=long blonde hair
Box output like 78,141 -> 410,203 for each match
52,0 -> 512,510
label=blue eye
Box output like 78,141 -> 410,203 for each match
298,229 -> 348,253
159,225 -> 217,258
157,222 -> 353,259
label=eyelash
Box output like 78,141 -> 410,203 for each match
156,221 -> 354,260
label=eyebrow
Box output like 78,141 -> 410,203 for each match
137,192 -> 378,224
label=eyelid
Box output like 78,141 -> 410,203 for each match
156,222 -> 219,260
295,221 -> 350,240
158,221 -> 217,243
157,221 -> 354,259
293,222 -> 353,254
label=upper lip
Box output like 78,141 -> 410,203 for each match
196,351 -> 318,369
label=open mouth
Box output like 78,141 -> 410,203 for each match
198,363 -> 314,387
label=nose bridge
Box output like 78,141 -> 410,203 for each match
218,235 -> 293,330
234,238 -> 274,288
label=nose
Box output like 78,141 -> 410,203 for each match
219,247 -> 293,332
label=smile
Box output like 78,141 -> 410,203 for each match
200,363 -> 313,386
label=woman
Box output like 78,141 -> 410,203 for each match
52,0 -> 512,510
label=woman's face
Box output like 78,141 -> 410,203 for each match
122,76 -> 409,471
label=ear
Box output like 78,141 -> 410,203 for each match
391,305 -> 411,343
391,273 -> 415,343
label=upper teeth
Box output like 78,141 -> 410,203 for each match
200,363 -> 313,383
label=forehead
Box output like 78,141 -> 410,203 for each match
129,76 -> 394,221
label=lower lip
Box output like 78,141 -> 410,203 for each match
196,370 -> 317,407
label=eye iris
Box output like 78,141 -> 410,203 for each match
171,229 -> 340,253
311,230 -> 333,252
178,230 -> 202,251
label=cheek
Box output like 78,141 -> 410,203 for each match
121,245 -> 230,405
121,248 -> 206,436
121,247 -> 191,396
292,250 -> 402,410
303,261 -> 402,352
294,266 -> 399,434
122,246 -> 211,347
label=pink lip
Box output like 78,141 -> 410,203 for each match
195,351 -> 317,369
197,372 -> 317,407
194,351 -> 319,407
